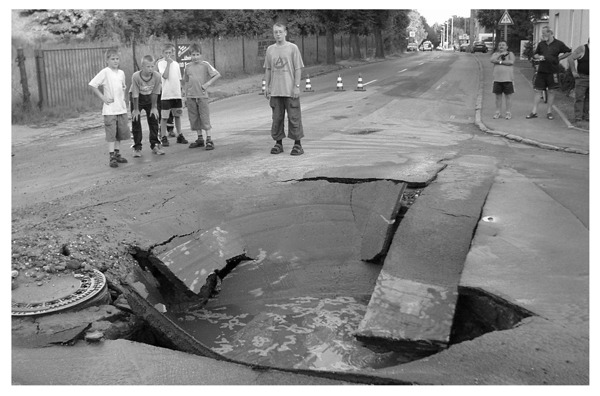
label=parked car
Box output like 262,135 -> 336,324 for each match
471,41 -> 488,53
407,42 -> 418,52
484,41 -> 495,52
459,43 -> 469,52
422,41 -> 433,51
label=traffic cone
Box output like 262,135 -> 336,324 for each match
259,79 -> 266,95
304,75 -> 314,92
335,74 -> 345,91
354,73 -> 366,91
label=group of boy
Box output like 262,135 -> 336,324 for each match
89,42 -> 222,168
89,22 -> 306,169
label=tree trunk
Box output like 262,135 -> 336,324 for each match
326,28 -> 336,65
374,28 -> 385,58
350,33 -> 362,59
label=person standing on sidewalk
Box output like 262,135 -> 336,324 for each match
526,27 -> 571,120
129,55 -> 163,156
567,38 -> 589,128
264,22 -> 305,156
490,41 -> 515,120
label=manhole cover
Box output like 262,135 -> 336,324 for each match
11,269 -> 107,316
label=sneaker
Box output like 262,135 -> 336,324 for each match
205,138 -> 214,150
525,112 -> 538,119
493,111 -> 501,119
505,112 -> 512,120
168,129 -> 176,137
133,149 -> 142,158
109,156 -> 118,168
189,137 -> 205,148
546,112 -> 554,120
152,145 -> 165,155
161,136 -> 170,147
177,134 -> 188,144
115,152 -> 128,163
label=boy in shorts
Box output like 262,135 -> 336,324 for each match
156,43 -> 187,146
129,55 -> 163,156
89,48 -> 130,168
184,43 -> 221,150
490,41 -> 515,119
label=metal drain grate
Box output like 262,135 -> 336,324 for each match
12,269 -> 107,316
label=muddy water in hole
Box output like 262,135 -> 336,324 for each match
157,185 -> 411,371
160,237 -> 411,371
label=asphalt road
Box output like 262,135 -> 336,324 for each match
11,51 -> 589,384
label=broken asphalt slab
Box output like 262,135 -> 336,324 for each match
156,180 -> 406,299
460,168 -> 589,325
355,155 -> 498,356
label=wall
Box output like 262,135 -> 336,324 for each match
548,9 -> 589,49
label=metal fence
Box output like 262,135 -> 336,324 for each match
34,47 -> 111,108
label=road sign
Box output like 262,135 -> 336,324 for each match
499,10 -> 514,25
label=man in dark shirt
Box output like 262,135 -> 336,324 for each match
568,38 -> 589,127
526,27 -> 571,120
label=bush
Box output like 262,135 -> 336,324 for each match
522,40 -> 534,60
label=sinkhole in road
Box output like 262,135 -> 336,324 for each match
122,179 -> 534,375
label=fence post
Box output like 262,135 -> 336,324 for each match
212,37 -> 216,69
34,49 -> 48,109
242,36 -> 245,73
16,48 -> 31,109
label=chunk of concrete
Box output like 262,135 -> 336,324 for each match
351,181 -> 406,262
355,155 -> 497,356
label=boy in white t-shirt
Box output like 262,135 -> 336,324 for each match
156,43 -> 187,147
89,48 -> 130,168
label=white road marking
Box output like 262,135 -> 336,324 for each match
363,80 -> 377,85
398,68 -> 408,73
418,62 -> 425,65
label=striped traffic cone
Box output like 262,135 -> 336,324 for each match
335,74 -> 345,91
304,75 -> 314,92
259,79 -> 266,95
354,73 -> 366,91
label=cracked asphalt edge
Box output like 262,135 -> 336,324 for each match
472,55 -> 589,156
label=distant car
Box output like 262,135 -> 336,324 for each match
471,41 -> 488,53
484,41 -> 495,52
459,43 -> 469,52
407,42 -> 418,52
422,41 -> 433,51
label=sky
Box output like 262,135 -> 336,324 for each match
417,9 -> 472,26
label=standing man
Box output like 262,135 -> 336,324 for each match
264,22 -> 305,156
526,27 -> 571,120
568,38 -> 589,128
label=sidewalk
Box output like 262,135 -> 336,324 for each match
476,57 -> 589,155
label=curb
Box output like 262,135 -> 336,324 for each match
473,55 -> 588,156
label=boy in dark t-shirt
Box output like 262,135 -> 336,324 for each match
129,55 -> 163,156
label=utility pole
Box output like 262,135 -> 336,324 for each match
451,17 -> 454,49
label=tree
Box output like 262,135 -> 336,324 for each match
340,10 -> 373,59
19,9 -> 95,38
476,9 -> 547,50
314,10 -> 344,65
369,10 -> 390,58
